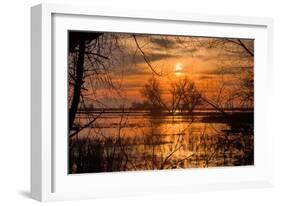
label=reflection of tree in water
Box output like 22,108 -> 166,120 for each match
186,125 -> 253,168
69,113 -> 253,173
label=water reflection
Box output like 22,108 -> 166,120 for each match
69,112 -> 254,173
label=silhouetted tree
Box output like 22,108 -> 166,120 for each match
181,80 -> 202,114
68,31 -> 103,132
140,77 -> 167,113
170,78 -> 201,114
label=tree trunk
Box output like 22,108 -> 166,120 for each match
69,40 -> 85,132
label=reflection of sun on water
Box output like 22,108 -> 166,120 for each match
175,63 -> 183,76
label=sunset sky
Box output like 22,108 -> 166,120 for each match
79,33 -> 254,109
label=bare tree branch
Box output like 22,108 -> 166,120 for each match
69,111 -> 104,138
132,35 -> 162,76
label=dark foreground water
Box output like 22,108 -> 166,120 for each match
69,111 -> 254,173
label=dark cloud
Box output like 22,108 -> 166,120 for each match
122,68 -> 151,76
181,48 -> 198,53
193,55 -> 213,61
149,37 -> 198,55
130,52 -> 179,65
206,66 -> 253,75
113,63 -> 152,77
150,37 -> 177,48
147,52 -> 179,61
198,75 -> 214,80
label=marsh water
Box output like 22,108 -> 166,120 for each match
69,110 -> 254,173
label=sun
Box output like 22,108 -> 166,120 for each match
175,63 -> 183,76
175,63 -> 182,72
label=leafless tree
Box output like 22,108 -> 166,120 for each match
177,78 -> 202,114
140,77 -> 168,112
204,38 -> 254,109
68,32 -> 125,136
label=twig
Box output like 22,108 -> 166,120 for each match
69,111 -> 104,138
132,35 -> 162,76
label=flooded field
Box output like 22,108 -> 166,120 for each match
69,111 -> 254,173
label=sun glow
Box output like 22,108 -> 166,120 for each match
175,63 -> 183,76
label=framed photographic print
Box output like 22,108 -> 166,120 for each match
31,3 -> 274,201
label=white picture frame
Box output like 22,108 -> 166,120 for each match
31,3 -> 274,202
